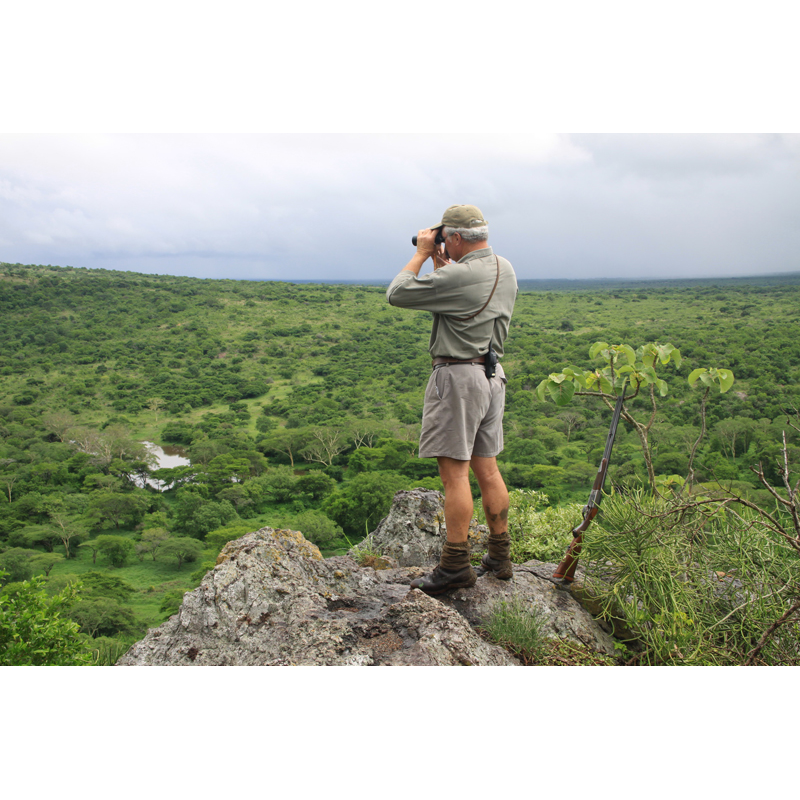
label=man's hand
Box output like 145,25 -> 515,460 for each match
402,228 -> 445,276
433,246 -> 454,271
414,228 -> 439,260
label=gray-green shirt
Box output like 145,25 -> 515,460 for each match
386,246 -> 518,359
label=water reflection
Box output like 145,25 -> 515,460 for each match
140,441 -> 192,490
143,441 -> 191,468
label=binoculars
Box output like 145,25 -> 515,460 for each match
411,231 -> 445,246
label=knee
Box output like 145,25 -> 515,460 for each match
439,469 -> 469,492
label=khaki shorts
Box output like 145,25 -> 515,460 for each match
418,362 -> 507,461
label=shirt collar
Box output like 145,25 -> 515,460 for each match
458,246 -> 493,264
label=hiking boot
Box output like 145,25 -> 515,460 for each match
476,532 -> 513,580
410,564 -> 477,595
410,540 -> 476,595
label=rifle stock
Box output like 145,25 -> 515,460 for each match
552,468 -> 603,582
552,393 -> 625,584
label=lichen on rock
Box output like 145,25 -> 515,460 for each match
117,491 -> 616,666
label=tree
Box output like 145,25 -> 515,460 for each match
41,411 -> 76,443
69,597 -> 138,638
87,490 -> 150,529
0,461 -> 18,503
31,553 -> 63,577
138,527 -> 169,561
160,537 -> 204,569
203,454 -> 251,493
291,510 -> 343,547
253,466 -> 298,504
192,502 -> 238,538
47,511 -> 88,557
557,411 -> 586,442
9,525 -> 60,553
714,416 -> 755,462
296,470 -> 336,501
78,539 -> 103,565
259,428 -> 309,468
147,397 -> 165,423
0,573 -> 92,665
94,535 -> 135,568
350,421 -> 383,449
0,549 -> 39,584
537,342 -> 733,491
216,484 -> 253,512
323,471 -> 410,535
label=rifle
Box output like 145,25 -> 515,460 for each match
552,392 -> 625,584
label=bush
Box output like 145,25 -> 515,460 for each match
0,572 -> 92,665
582,490 -> 799,665
94,535 -> 135,568
323,470 -> 411,535
290,510 -> 343,546
505,490 -> 580,564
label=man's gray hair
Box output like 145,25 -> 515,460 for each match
443,225 -> 489,243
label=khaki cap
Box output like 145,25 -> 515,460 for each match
430,204 -> 487,230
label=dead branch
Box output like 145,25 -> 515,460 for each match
744,598 -> 800,666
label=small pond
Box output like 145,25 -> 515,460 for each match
139,441 -> 192,491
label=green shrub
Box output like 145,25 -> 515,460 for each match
482,594 -> 547,664
0,572 -> 92,665
582,490 -> 798,665
289,510 -> 343,547
504,490 -> 580,564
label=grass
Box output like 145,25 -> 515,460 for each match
481,594 -> 548,664
47,526 -> 204,632
481,593 -> 615,666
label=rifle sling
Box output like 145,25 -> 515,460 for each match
452,256 -> 500,321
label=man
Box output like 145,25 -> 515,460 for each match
386,204 -> 518,594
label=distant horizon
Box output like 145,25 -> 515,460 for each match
7,259 -> 800,290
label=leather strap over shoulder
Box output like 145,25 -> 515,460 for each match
451,255 -> 500,322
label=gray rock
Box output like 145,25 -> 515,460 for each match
117,491 -> 617,666
440,563 -> 616,654
351,488 -> 489,567
117,527 -> 517,666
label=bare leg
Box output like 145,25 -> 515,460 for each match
436,457 -> 473,544
470,456 -> 509,534
409,456 -> 477,593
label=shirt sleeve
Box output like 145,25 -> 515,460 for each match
385,270 -> 438,310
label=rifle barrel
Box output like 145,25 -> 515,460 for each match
552,393 -> 625,584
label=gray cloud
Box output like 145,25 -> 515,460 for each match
1,133 -> 797,281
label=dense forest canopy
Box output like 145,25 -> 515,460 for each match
1,261 -> 799,664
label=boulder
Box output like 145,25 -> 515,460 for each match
117,490 -> 616,666
351,488 -> 488,567
117,527 -> 516,666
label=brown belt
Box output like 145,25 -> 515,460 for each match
432,355 -> 486,368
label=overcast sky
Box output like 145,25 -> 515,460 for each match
3,3 -> 798,285
2,132 -> 798,283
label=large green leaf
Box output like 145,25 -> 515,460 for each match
548,379 -> 575,406
597,374 -> 613,394
699,372 -> 715,387
562,367 -> 589,388
640,344 -> 657,368
687,368 -> 707,387
589,341 -> 609,360
717,368 -> 734,393
640,366 -> 659,384
535,378 -> 550,402
622,344 -> 636,365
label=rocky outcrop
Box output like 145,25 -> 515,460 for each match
117,490 -> 616,666
352,489 -> 489,567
